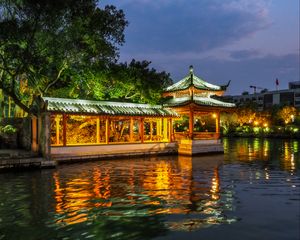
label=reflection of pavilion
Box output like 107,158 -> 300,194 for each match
163,66 -> 235,155
52,155 -> 234,231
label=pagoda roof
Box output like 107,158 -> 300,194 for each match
163,96 -> 235,108
164,66 -> 230,92
42,97 -> 178,117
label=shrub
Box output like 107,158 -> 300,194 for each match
0,125 -> 17,135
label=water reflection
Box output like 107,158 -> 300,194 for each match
51,155 -> 235,234
0,138 -> 299,240
223,138 -> 299,173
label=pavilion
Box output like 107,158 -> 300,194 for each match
162,66 -> 235,155
34,97 -> 179,161
33,66 -> 235,161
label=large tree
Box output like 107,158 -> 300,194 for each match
0,0 -> 127,114
105,60 -> 172,104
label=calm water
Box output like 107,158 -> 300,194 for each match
0,138 -> 299,240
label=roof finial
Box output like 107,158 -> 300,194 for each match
189,65 -> 194,86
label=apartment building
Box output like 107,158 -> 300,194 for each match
224,81 -> 300,111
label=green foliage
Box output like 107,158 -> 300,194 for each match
0,124 -> 17,134
0,0 -> 128,114
220,112 -> 238,134
104,60 -> 173,104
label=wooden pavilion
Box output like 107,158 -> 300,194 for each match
163,66 -> 235,155
34,97 -> 179,161
32,66 -> 235,160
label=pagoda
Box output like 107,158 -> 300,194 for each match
163,65 -> 235,155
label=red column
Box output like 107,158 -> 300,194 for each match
189,108 -> 194,140
140,118 -> 144,143
62,114 -> 67,146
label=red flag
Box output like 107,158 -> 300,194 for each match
276,78 -> 279,86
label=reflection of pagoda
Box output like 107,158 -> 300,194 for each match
163,66 -> 235,155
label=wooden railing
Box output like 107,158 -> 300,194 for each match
174,132 -> 220,140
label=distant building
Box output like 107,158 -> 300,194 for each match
224,81 -> 300,111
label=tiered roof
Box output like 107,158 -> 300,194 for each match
163,66 -> 235,109
42,97 -> 178,117
164,96 -> 235,108
164,66 -> 230,93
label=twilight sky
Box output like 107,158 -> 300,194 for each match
101,0 -> 299,95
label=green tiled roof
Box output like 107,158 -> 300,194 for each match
43,97 -> 179,117
163,96 -> 236,108
164,67 -> 229,92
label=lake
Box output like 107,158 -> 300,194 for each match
0,138 -> 299,240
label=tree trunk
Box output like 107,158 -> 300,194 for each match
0,86 -> 34,115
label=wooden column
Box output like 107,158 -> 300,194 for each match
62,114 -> 67,146
130,117 -> 134,142
163,118 -> 168,141
96,117 -> 100,144
150,121 -> 153,140
105,118 -> 109,144
168,118 -> 172,142
189,108 -> 194,140
216,111 -> 220,139
31,116 -> 38,151
55,115 -> 60,145
140,118 -> 144,143
157,119 -> 162,141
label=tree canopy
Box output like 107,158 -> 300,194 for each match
0,0 -> 128,114
105,60 -> 172,104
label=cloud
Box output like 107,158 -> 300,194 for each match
229,49 -> 262,60
115,0 -> 271,54
119,52 -> 298,95
162,53 -> 299,95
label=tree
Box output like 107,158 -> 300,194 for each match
235,106 -> 256,126
277,106 -> 297,124
104,60 -> 173,104
0,0 -> 127,114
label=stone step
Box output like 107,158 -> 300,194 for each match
0,157 -> 56,169
0,150 -> 38,160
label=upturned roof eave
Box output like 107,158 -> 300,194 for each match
163,97 -> 236,109
164,85 -> 226,93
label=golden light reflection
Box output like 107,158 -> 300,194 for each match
54,172 -> 63,214
52,157 -> 232,231
211,168 -> 220,200
53,169 -> 112,225
264,168 -> 270,180
282,142 -> 297,173
233,139 -> 269,161
142,161 -> 191,214
92,167 -> 112,207
263,140 -> 270,158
